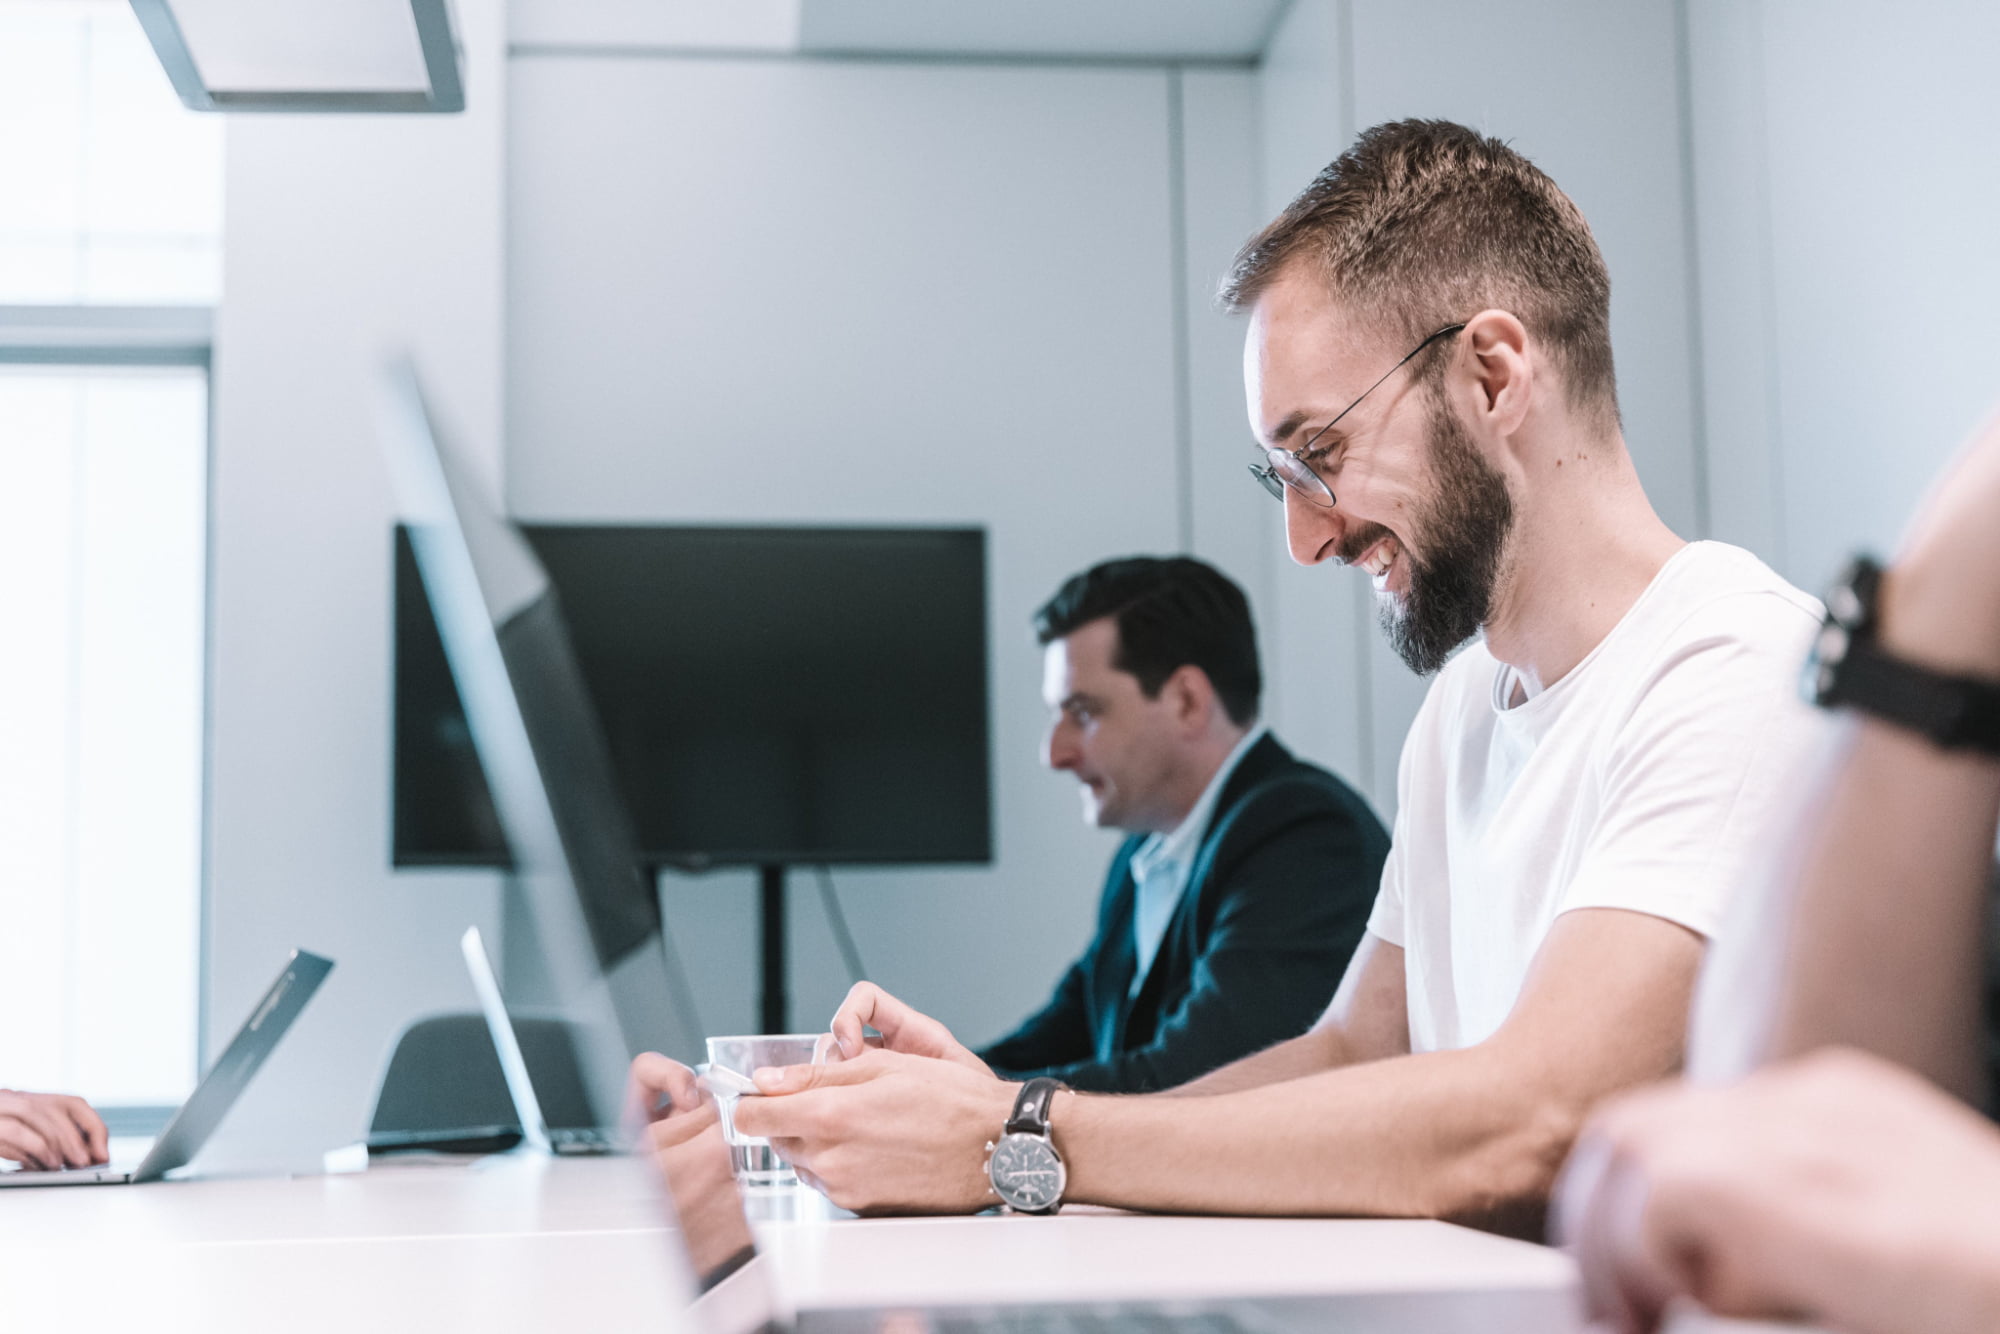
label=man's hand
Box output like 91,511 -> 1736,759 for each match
0,1089 -> 109,1170
627,1051 -> 706,1130
628,1049 -> 764,1284
826,982 -> 994,1077
1557,1048 -> 2000,1334
730,1047 -> 1017,1214
643,1095 -> 758,1284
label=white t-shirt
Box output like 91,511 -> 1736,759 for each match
1366,541 -> 1823,1054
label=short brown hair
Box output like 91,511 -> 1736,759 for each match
1221,119 -> 1618,425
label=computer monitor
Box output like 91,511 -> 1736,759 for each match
392,525 -> 511,870
392,525 -> 991,870
376,362 -> 696,1114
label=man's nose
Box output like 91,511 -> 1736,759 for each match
1044,721 -> 1078,771
1284,487 -> 1347,567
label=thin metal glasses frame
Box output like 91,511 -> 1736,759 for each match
1248,322 -> 1467,508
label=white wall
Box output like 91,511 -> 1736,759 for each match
1181,69 -> 1273,629
1255,0 -> 1373,803
203,0 -> 509,1164
505,50 -> 1270,1045
1255,0 -> 1707,809
1686,0 -> 2000,589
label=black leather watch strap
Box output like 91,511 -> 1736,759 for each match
1810,553 -> 2000,757
1830,638 -> 2000,753
1005,1077 -> 1064,1135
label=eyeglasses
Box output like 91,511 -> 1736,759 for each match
1248,323 -> 1467,508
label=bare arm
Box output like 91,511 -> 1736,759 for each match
1700,414 -> 2000,1099
1164,932 -> 1409,1096
1054,908 -> 1699,1227
743,907 -> 1701,1223
1761,723 -> 1999,1098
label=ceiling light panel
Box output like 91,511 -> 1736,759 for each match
129,0 -> 464,112
171,0 -> 427,92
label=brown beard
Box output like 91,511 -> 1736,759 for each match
1373,389 -> 1514,676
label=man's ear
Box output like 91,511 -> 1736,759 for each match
1459,308 -> 1533,438
1162,664 -> 1215,734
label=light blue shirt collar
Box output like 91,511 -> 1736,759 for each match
1127,723 -> 1269,995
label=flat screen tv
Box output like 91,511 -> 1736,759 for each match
394,524 -> 991,871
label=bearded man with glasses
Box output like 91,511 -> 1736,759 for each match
643,119 -> 1822,1230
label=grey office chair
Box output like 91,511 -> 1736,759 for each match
366,1011 -> 597,1154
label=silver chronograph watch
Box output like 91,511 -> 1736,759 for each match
985,1077 -> 1067,1214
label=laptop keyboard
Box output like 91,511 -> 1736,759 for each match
548,1127 -> 616,1155
930,1308 -> 1282,1334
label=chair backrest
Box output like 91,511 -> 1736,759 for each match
368,1011 -> 598,1137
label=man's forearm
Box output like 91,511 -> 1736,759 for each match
1769,481 -> 2000,1098
1767,720 -> 2000,1099
1055,1042 -> 1592,1225
1162,1025 -> 1353,1096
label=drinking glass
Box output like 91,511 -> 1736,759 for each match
702,1033 -> 830,1189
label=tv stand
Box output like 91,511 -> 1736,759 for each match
759,863 -> 788,1033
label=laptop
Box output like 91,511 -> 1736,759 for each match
458,924 -> 615,1156
0,949 -> 334,1188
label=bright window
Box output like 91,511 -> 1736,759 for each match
0,367 -> 208,1106
0,0 -> 223,305
0,0 -> 218,1116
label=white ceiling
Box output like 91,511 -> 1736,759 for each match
137,0 -> 1288,112
508,0 -> 1291,61
509,0 -> 804,53
797,0 -> 1289,61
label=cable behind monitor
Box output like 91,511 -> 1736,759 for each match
815,865 -> 869,986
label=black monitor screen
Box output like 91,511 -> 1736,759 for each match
394,524 -> 991,869
393,525 -> 512,868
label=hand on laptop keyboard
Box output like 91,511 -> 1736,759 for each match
0,1089 -> 110,1171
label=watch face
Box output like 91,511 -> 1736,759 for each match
989,1133 -> 1064,1212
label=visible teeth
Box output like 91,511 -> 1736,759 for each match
1362,541 -> 1395,577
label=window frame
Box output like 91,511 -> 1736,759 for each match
0,303 -> 213,1137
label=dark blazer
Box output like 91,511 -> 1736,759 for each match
977,733 -> 1389,1093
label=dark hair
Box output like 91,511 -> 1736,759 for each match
1034,557 -> 1261,727
1220,118 -> 1619,427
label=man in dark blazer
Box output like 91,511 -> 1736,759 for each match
973,556 -> 1389,1093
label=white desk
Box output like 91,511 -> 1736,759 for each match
0,1156 -> 1806,1334
763,1209 -> 1573,1310
0,1156 -> 686,1333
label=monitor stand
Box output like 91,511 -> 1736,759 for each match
499,874 -> 559,1009
760,863 -> 788,1034
496,873 -> 703,1066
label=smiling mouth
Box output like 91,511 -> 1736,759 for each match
1354,535 -> 1403,586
